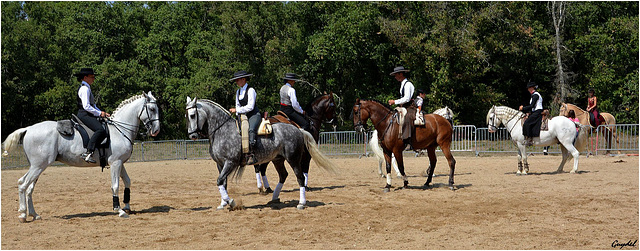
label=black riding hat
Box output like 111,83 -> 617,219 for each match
526,81 -> 538,89
389,66 -> 410,76
229,70 -> 253,82
73,68 -> 98,77
282,73 -> 301,81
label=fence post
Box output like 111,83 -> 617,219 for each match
141,141 -> 145,162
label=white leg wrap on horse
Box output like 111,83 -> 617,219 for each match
272,183 -> 284,200
218,185 -> 230,202
262,176 -> 270,188
387,173 -> 392,186
303,173 -> 308,186
299,187 -> 306,205
255,173 -> 263,188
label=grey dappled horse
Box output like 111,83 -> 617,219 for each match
3,92 -> 161,222
185,97 -> 337,210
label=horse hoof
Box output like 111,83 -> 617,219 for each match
32,215 -> 42,221
216,204 -> 226,210
267,199 -> 281,205
118,209 -> 129,218
297,204 -> 305,210
18,217 -> 27,223
449,186 -> 455,191
383,187 -> 390,193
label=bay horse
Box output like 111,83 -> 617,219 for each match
370,106 -> 455,178
185,97 -> 337,210
2,92 -> 161,222
254,92 -> 337,193
352,99 -> 456,191
486,105 -> 589,175
559,103 -> 619,153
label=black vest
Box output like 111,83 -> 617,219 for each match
77,84 -> 96,115
237,85 -> 259,115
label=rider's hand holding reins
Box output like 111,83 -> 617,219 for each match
100,111 -> 111,118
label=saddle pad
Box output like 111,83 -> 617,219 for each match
240,114 -> 249,154
268,115 -> 301,129
257,118 -> 273,135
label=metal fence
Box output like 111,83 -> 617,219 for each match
2,124 -> 638,169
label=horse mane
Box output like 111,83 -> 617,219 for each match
361,99 -> 392,111
198,99 -> 232,116
495,105 -> 523,117
112,94 -> 145,117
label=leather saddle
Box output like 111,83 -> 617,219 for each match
522,109 -> 550,131
266,111 -> 302,129
56,115 -> 110,149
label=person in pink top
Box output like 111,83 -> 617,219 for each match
566,110 -> 580,131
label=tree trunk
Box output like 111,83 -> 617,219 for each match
551,1 -> 568,108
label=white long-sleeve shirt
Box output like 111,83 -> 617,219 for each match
235,83 -> 257,115
394,78 -> 415,105
286,84 -> 304,114
78,81 -> 102,117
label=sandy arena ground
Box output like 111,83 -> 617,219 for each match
2,154 -> 638,249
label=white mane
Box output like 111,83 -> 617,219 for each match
112,94 -> 145,117
198,99 -> 232,116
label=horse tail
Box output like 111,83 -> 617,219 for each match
300,129 -> 338,174
2,127 -> 28,156
573,125 -> 590,152
231,165 -> 246,184
369,130 -> 385,161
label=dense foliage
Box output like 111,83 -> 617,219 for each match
2,2 -> 638,140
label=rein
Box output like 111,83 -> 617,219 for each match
108,99 -> 158,146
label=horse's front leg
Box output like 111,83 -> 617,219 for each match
216,161 -> 239,211
393,149 -> 409,189
110,160 -> 129,218
120,165 -> 132,214
382,149 -> 394,192
516,144 -> 524,175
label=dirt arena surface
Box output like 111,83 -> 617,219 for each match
2,154 -> 638,249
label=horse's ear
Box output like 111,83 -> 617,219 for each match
323,91 -> 327,95
147,91 -> 154,99
186,96 -> 192,104
142,91 -> 149,99
355,98 -> 360,103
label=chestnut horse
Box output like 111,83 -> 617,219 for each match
559,103 -> 619,154
352,99 -> 456,191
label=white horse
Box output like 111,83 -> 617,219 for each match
486,105 -> 589,175
370,107 -> 455,178
3,92 -> 161,222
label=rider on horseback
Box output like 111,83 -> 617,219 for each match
519,81 -> 543,146
586,88 -> 600,127
228,70 -> 260,165
75,68 -> 110,163
387,66 -> 416,146
279,73 -> 311,132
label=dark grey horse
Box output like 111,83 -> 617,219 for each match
185,97 -> 336,210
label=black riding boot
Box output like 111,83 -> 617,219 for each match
82,150 -> 96,163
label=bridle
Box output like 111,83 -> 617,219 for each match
186,102 -> 234,138
108,98 -> 159,145
353,101 -> 394,137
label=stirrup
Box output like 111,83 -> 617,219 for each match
82,151 -> 96,163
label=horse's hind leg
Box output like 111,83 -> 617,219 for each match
18,166 -> 47,222
441,145 -> 457,190
556,145 -> 570,173
269,158 -> 287,204
423,146 -> 437,188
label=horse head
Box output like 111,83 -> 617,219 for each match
141,91 -> 161,137
558,103 -> 568,116
185,96 -> 206,140
486,105 -> 501,133
352,99 -> 369,134
309,92 -> 337,124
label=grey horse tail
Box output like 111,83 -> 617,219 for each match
3,127 -> 28,155
300,129 -> 339,175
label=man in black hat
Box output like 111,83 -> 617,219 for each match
519,81 -> 543,146
75,68 -> 110,163
279,73 -> 310,131
229,70 -> 261,165
387,66 -> 416,146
